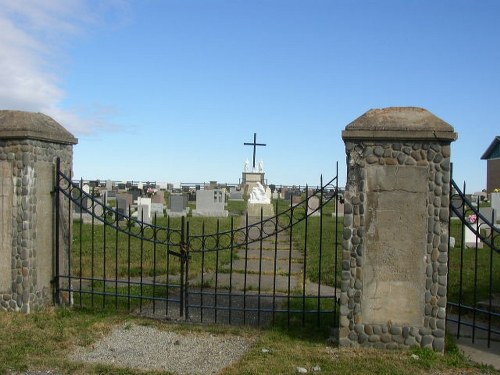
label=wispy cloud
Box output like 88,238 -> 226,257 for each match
0,0 -> 129,135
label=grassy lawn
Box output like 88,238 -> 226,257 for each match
72,215 -> 241,280
0,307 -> 497,375
448,220 -> 500,306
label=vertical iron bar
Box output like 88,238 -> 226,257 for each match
79,178 -> 83,307
286,195 -> 295,327
272,202 -> 279,324
153,214 -> 157,314
102,196 -> 107,309
54,158 -> 61,305
317,175 -> 324,326
287,191 -> 294,327
66,169 -> 72,306
114,202 -> 119,310
139,209 -> 144,312
166,216 -> 171,316
201,221 -> 206,322
184,220 -> 190,321
179,216 -> 185,318
257,207 -> 263,325
487,210 -> 494,348
215,219 -> 220,323
91,185 -> 95,308
334,163 -> 339,326
229,217 -> 234,324
472,196 -> 480,343
243,212 -> 249,325
127,205 -> 131,311
302,185 -> 309,326
457,181 -> 466,338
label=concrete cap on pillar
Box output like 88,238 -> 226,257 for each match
342,107 -> 457,142
0,110 -> 78,145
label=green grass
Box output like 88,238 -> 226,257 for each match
72,215 -> 242,281
448,220 -> 500,306
273,196 -> 343,287
0,307 -> 495,375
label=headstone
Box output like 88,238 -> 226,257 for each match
307,195 -> 320,216
116,196 -> 128,220
136,203 -> 151,224
291,195 -> 302,206
100,190 -> 108,206
74,196 -> 92,214
136,197 -> 152,223
151,192 -> 165,205
464,215 -> 483,248
106,179 -> 113,191
479,207 -> 494,223
229,187 -> 244,200
129,187 -> 141,203
336,200 -> 345,217
491,192 -> 500,222
82,184 -> 90,195
192,189 -> 228,217
151,203 -> 164,218
117,193 -> 133,209
167,194 -> 189,217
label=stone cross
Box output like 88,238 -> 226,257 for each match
244,132 -> 266,170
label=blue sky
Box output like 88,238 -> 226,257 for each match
1,1 -> 498,191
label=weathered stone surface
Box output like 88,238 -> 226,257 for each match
339,107 -> 456,352
0,111 -> 75,312
362,165 -> 427,325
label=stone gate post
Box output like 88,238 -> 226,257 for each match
0,111 -> 77,312
340,107 -> 457,351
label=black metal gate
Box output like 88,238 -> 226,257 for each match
54,163 -> 341,329
447,177 -> 500,348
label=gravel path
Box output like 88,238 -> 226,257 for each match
70,323 -> 253,374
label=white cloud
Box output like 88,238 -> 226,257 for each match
0,0 -> 129,135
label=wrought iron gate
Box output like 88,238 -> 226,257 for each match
54,164 -> 341,329
447,176 -> 500,348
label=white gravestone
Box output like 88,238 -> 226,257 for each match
464,215 -> 483,248
136,197 -> 152,224
491,192 -> 500,223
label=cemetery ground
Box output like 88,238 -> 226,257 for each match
1,199 -> 499,374
71,198 -> 499,318
0,307 -> 498,375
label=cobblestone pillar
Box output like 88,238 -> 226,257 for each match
339,107 -> 457,351
0,111 -> 77,312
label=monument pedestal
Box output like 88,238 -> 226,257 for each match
242,172 -> 265,192
247,203 -> 274,217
